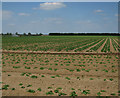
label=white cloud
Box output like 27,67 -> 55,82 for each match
75,20 -> 102,32
43,17 -> 63,24
103,17 -> 109,20
18,13 -> 30,16
8,23 -> 15,26
32,7 -> 38,10
33,2 -> 66,10
2,10 -> 13,19
94,9 -> 103,13
44,17 -> 61,21
76,20 -> 92,24
115,14 -> 119,17
30,21 -> 38,24
0,10 -> 2,21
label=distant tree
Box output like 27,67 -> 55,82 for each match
15,32 -> 18,35
39,33 -> 43,36
23,33 -> 26,36
36,33 -> 38,36
6,32 -> 9,35
9,33 -> 12,35
28,32 -> 31,36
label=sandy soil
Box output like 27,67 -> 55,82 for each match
2,53 -> 118,96
1,50 -> 120,55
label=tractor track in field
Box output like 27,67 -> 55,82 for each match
1,50 -> 120,55
2,70 -> 118,78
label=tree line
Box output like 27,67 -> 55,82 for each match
1,32 -> 43,36
49,33 -> 120,36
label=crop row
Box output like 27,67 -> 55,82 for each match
75,39 -> 102,52
90,39 -> 106,51
101,38 -> 110,52
3,36 -> 117,52
64,39 -> 100,52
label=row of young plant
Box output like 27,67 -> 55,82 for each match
101,38 -> 110,52
38,38 -> 91,52
64,38 -> 102,52
2,36 -> 85,51
2,36 -> 106,52
90,39 -> 106,51
2,53 -> 118,76
74,39 -> 102,52
112,38 -> 120,52
2,72 -> 117,96
111,38 -> 118,52
3,82 -> 117,96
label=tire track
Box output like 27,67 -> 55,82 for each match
1,50 -> 120,55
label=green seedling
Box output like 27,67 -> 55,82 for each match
101,90 -> 106,92
54,89 -> 59,93
2,85 -> 9,90
48,87 -> 52,89
109,78 -> 113,81
21,73 -> 26,76
21,86 -> 25,88
111,93 -> 116,95
37,88 -> 42,91
19,83 -> 23,86
57,87 -> 62,90
70,91 -> 77,97
13,66 -> 20,68
90,78 -> 93,80
40,67 -> 44,70
27,89 -> 35,93
97,92 -> 101,96
58,92 -> 67,96
46,91 -> 54,95
27,85 -> 32,87
76,69 -> 80,72
71,88 -> 75,90
11,88 -> 15,90
31,75 -> 38,78
82,90 -> 90,95
41,75 -> 45,77
65,77 -> 70,80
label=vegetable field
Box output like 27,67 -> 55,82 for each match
2,36 -> 120,53
1,36 -> 119,96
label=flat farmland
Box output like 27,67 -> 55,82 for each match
2,36 -> 120,53
1,36 -> 119,96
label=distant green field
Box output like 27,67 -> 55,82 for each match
2,36 -> 119,53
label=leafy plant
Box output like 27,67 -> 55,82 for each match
31,75 -> 38,78
2,85 -> 9,90
37,88 -> 42,91
46,91 -> 54,95
27,89 -> 35,93
70,91 -> 77,97
65,77 -> 70,80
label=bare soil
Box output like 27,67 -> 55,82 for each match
2,53 -> 118,96
1,50 -> 120,55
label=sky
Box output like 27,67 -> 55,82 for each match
2,2 -> 118,34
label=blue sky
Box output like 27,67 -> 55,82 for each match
2,2 -> 118,34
